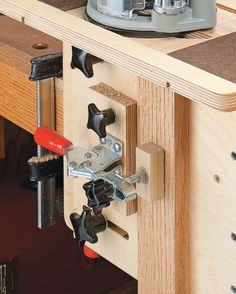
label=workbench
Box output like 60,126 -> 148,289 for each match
0,1 -> 235,293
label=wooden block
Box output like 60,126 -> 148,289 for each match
0,117 -> 4,159
89,83 -> 137,176
136,143 -> 164,201
88,83 -> 137,216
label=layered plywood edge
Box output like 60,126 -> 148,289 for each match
217,0 -> 236,13
0,0 -> 235,111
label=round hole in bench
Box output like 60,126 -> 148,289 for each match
32,43 -> 49,50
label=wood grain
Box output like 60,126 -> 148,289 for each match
0,117 -> 4,159
136,143 -> 164,201
189,102 -> 236,293
0,16 -> 63,134
217,0 -> 236,13
89,83 -> 137,216
63,43 -> 138,278
137,81 -> 189,294
0,1 -> 235,111
63,41 -> 190,291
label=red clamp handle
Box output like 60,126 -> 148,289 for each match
34,126 -> 73,155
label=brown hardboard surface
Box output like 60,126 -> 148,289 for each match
0,15 -> 62,74
40,0 -> 87,11
169,32 -> 236,84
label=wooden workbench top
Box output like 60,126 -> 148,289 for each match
0,0 -> 235,111
0,15 -> 63,134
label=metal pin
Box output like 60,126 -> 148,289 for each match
36,79 -> 56,229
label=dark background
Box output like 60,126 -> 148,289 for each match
0,120 -> 136,294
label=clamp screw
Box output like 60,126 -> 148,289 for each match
129,167 -> 149,184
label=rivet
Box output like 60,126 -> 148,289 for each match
83,161 -> 92,168
214,174 -> 221,183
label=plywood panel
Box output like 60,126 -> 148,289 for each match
63,43 -> 138,278
190,103 -> 236,293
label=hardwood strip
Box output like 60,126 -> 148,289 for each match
0,1 -> 235,111
137,81 -> 189,293
0,117 -> 4,159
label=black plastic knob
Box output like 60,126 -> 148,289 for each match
71,47 -> 102,78
83,179 -> 114,213
87,103 -> 115,138
70,207 -> 107,245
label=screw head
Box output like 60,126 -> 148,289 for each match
83,161 -> 92,168
113,143 -> 121,153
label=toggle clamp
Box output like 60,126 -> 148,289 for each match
33,102 -> 150,246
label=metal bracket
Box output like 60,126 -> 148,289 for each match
67,135 -> 123,179
67,135 -> 137,202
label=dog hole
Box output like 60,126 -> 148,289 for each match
32,43 -> 49,50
